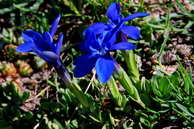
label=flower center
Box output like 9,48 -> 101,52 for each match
99,48 -> 107,56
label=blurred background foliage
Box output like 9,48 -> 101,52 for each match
1,0 -> 194,129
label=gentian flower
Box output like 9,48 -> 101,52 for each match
73,3 -> 149,83
16,15 -> 91,107
106,2 -> 149,40
16,15 -> 63,67
74,23 -> 136,83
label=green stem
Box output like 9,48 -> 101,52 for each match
121,33 -> 140,83
107,77 -> 122,107
54,61 -> 90,109
158,7 -> 171,63
68,82 -> 90,108
123,50 -> 140,83
114,64 -> 145,108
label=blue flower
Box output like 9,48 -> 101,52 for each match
16,15 -> 63,66
73,3 -> 149,83
74,23 -> 136,83
106,2 -> 149,40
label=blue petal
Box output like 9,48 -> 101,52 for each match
74,54 -> 98,77
43,32 -> 56,51
82,23 -> 108,50
24,30 -> 55,51
121,25 -> 140,40
43,32 -> 53,43
49,14 -> 61,37
23,48 -> 57,64
23,30 -> 42,39
108,21 -> 124,38
55,34 -> 63,56
109,42 -> 136,50
103,21 -> 124,49
84,22 -> 108,36
123,13 -> 149,21
95,57 -> 115,83
41,51 -> 59,62
22,32 -> 33,42
106,2 -> 121,24
80,30 -> 101,53
22,30 -> 45,50
104,31 -> 117,49
16,41 -> 35,53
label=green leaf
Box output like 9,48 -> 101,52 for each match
178,62 -> 193,95
107,77 -> 122,106
114,66 -> 145,107
175,0 -> 194,19
68,82 -> 91,109
151,75 -> 172,98
123,50 -> 140,83
176,103 -> 194,118
0,120 -> 13,129
89,115 -> 102,123
108,112 -> 115,126
62,0 -> 81,16
52,119 -> 65,129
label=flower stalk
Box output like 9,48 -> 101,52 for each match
54,60 -> 91,109
121,33 -> 140,83
107,77 -> 126,107
16,14 -> 91,109
114,64 -> 145,107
